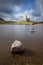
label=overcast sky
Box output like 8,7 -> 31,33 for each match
0,0 -> 43,22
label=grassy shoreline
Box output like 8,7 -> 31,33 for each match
0,21 -> 43,25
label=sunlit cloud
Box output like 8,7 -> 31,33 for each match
13,6 -> 21,12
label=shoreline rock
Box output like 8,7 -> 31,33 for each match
11,40 -> 25,53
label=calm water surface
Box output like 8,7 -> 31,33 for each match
0,25 -> 43,65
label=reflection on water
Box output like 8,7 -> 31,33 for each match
0,25 -> 43,41
0,25 -> 43,65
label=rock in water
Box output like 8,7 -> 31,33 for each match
30,28 -> 35,32
11,40 -> 25,53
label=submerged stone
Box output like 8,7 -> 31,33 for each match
30,28 -> 35,32
11,40 -> 25,53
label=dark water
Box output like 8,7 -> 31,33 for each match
0,25 -> 43,65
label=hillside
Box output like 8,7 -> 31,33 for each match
0,20 -> 16,24
0,18 -> 4,21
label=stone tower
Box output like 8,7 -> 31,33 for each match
25,15 -> 30,22
25,15 -> 27,22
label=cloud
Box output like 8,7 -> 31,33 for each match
0,0 -> 43,22
0,0 -> 30,6
0,7 -> 43,22
13,9 -> 34,21
13,5 -> 22,12
14,6 -> 21,11
32,0 -> 43,21
0,12 -> 19,21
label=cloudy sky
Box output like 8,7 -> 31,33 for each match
0,0 -> 43,22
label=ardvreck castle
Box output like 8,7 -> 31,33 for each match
25,15 -> 30,22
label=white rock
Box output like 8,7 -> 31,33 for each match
11,40 -> 25,53
30,28 -> 35,32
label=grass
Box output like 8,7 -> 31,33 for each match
0,20 -> 43,25
0,21 -> 15,24
16,21 -> 33,25
0,21 -> 34,25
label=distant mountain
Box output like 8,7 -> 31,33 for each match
0,18 -> 4,21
